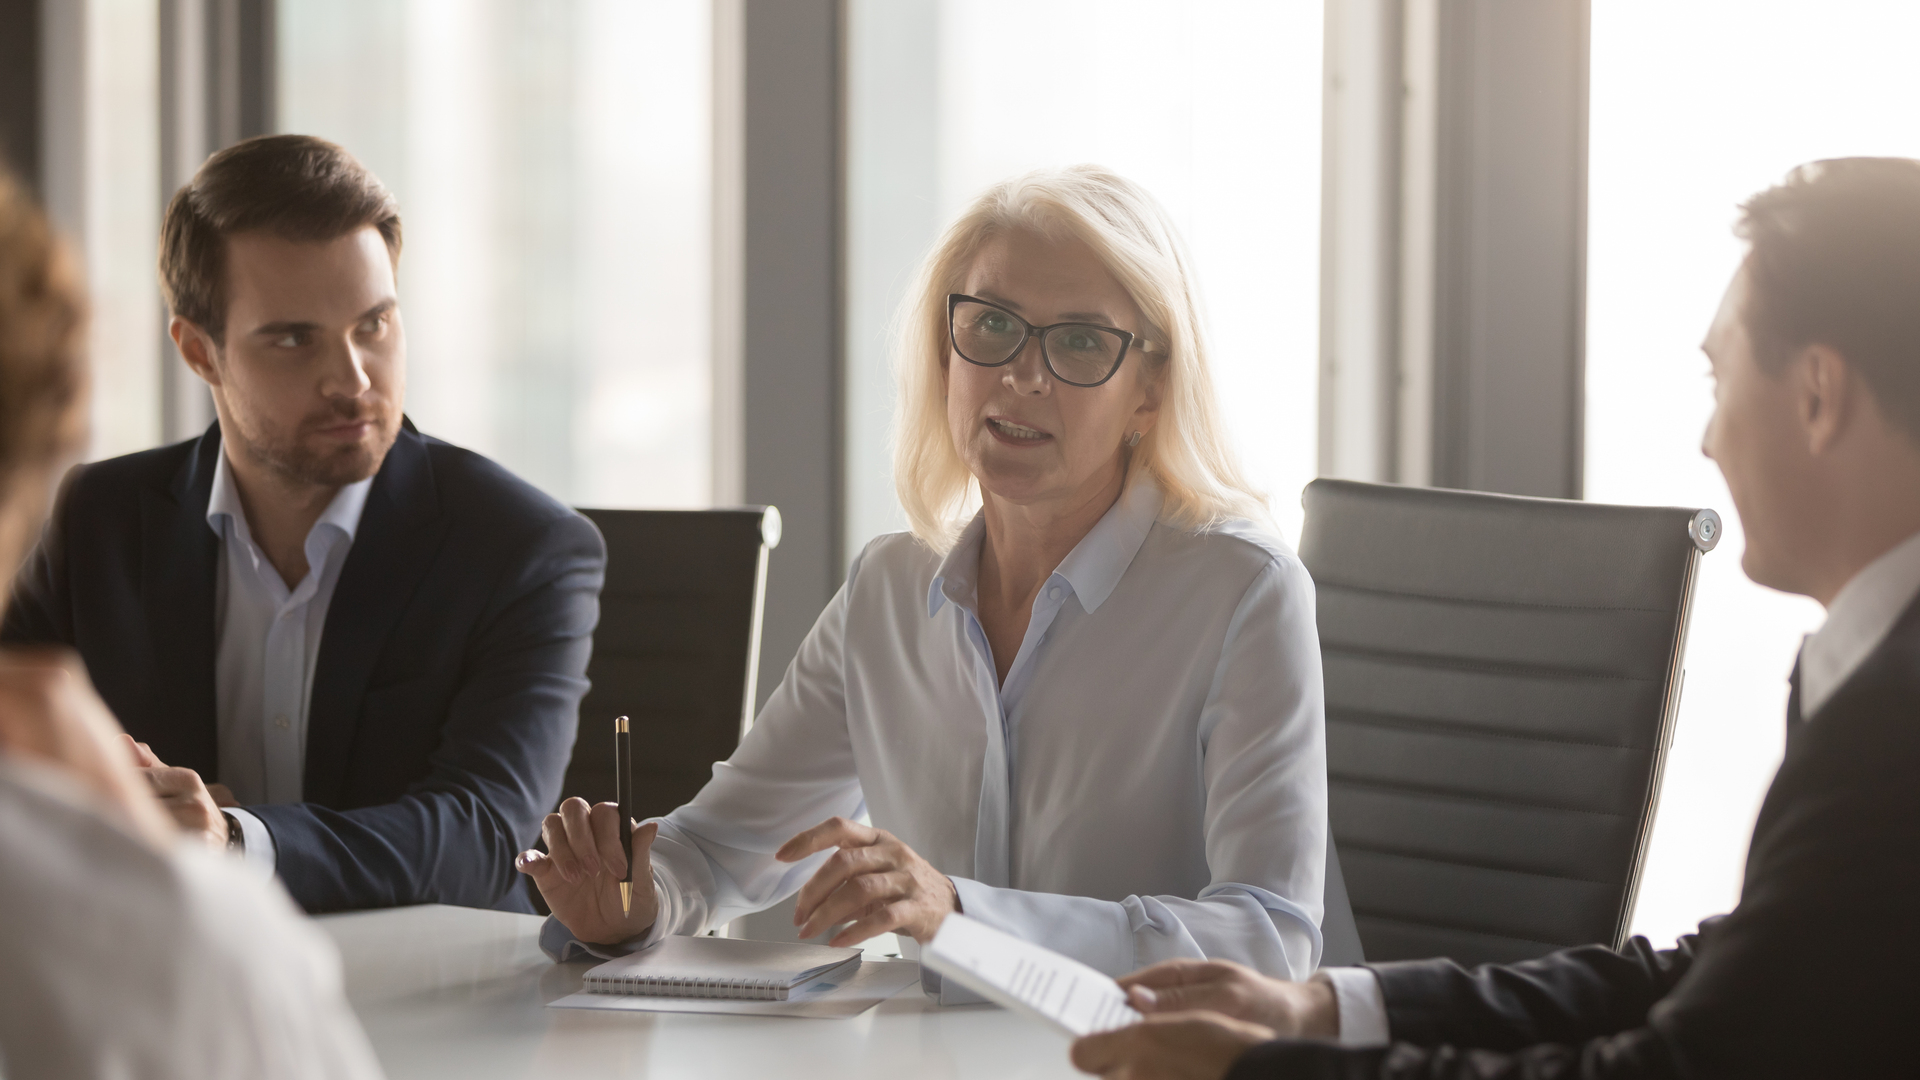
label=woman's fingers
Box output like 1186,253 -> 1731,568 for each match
587,801 -> 628,879
775,815 -> 878,862
828,897 -> 916,948
793,842 -> 890,926
559,797 -> 601,876
514,847 -> 557,882
799,867 -> 909,939
540,811 -> 584,884
630,820 -> 659,875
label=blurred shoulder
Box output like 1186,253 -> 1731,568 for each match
0,760 -> 380,1078
414,432 -> 603,557
842,531 -> 947,609
54,438 -> 199,514
849,530 -> 944,578
418,433 -> 573,524
1144,514 -> 1310,592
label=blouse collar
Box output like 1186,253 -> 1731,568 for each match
928,470 -> 1165,618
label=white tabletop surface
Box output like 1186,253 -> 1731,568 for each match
318,904 -> 1085,1080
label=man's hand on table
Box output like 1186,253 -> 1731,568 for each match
124,736 -> 228,851
0,647 -> 174,850
777,816 -> 960,947
1068,960 -> 1343,1080
1071,1012 -> 1278,1080
516,796 -> 661,945
1119,959 -> 1340,1037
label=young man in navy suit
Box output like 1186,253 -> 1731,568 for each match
3,134 -> 605,913
1072,159 -> 1920,1079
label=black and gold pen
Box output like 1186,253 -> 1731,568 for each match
615,715 -> 633,917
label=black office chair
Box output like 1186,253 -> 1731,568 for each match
1301,479 -> 1718,967
562,506 -> 782,819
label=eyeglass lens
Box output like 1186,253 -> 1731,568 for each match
951,300 -> 1126,386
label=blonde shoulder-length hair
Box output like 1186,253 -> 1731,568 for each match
893,164 -> 1268,551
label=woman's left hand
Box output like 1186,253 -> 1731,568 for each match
777,816 -> 959,946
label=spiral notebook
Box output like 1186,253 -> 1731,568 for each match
581,935 -> 863,1001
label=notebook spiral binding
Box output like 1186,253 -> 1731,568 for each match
584,972 -> 790,1001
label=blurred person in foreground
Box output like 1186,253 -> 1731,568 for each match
1071,158 -> 1920,1079
0,169 -> 381,1079
524,166 -> 1329,999
2,134 -> 604,913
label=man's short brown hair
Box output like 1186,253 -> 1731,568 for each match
0,168 -> 86,484
159,134 -> 401,343
1738,157 -> 1920,440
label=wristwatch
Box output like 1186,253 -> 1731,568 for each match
222,810 -> 245,854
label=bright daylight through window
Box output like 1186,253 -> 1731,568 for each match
1588,0 -> 1920,946
844,0 -> 1325,561
277,0 -> 713,509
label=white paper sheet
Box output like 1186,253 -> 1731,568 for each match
922,914 -> 1140,1037
547,958 -> 923,1019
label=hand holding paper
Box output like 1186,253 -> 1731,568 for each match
923,912 -> 1141,1037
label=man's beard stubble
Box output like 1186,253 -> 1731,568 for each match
233,398 -> 400,489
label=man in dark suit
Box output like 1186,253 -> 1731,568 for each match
1070,158 -> 1920,1079
3,134 -> 605,914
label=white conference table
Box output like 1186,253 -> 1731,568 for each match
318,904 -> 1084,1080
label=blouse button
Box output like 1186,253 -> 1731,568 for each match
1047,586 -> 1063,601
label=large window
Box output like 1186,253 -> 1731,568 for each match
46,0 -> 162,462
844,0 -> 1325,558
277,0 -> 713,508
1588,2 -> 1920,945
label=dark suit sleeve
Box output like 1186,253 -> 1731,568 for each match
2,464 -> 81,647
1226,653 -> 1920,1080
248,511 -> 605,911
1224,1027 -> 1682,1080
1219,940 -> 1697,1080
1368,934 -> 1701,1050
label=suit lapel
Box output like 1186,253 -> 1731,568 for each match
304,421 -> 451,806
139,426 -> 222,775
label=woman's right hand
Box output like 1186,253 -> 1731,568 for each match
515,797 -> 660,945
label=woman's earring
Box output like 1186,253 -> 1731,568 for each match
1125,430 -> 1143,448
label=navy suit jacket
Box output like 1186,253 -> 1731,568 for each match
1227,595 -> 1920,1079
2,420 -> 605,914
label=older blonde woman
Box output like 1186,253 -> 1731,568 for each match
523,166 -> 1327,995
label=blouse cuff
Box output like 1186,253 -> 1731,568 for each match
537,867 -> 676,963
538,915 -> 655,962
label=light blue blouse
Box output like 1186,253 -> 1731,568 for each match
551,475 -> 1328,998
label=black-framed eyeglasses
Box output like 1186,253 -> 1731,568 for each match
947,294 -> 1154,388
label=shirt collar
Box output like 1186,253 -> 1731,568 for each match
1801,527 -> 1920,719
205,447 -> 375,548
926,471 -> 1164,618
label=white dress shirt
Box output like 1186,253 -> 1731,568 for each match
1323,525 -> 1920,1049
0,756 -> 383,1079
626,475 -> 1328,997
206,451 -> 373,869
1800,527 -> 1920,720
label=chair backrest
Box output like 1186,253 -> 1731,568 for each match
565,506 -> 782,821
1300,479 -> 1717,967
